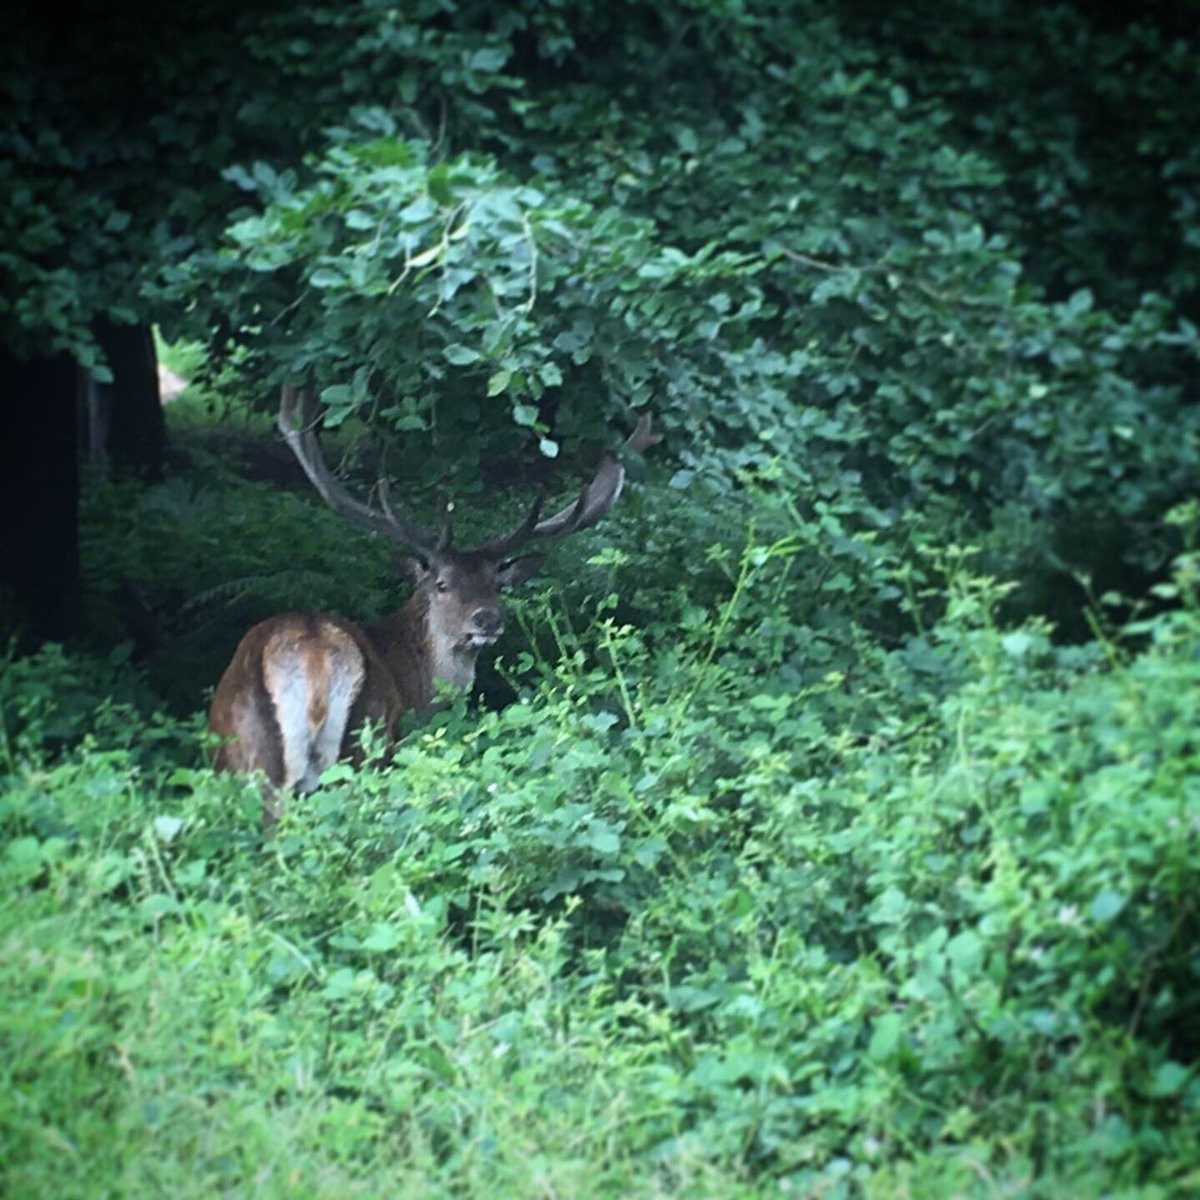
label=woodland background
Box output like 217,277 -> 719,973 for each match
1,2 -> 1198,1196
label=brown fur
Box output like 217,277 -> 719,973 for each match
209,612 -> 401,817
208,549 -> 540,820
363,594 -> 434,715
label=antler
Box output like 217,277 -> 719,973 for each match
278,385 -> 448,555
479,412 -> 660,556
281,387 -> 657,560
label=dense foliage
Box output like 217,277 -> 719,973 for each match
3,484 -> 1199,1195
159,0 -> 1198,624
2,0 -> 1198,1195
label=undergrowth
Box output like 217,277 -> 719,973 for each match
2,474 -> 1197,1198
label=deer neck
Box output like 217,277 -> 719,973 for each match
427,601 -> 481,697
367,593 -> 480,715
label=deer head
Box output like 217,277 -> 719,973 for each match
278,383 -> 657,689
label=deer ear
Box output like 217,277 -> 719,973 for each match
498,554 -> 545,589
394,553 -> 432,584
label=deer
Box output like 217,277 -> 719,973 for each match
208,384 -> 656,820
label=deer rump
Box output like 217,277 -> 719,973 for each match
210,612 -> 399,795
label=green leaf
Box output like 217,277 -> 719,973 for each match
1148,1061 -> 1190,1097
487,369 -> 513,397
319,383 -> 358,426
468,46 -> 509,73
871,887 -> 911,926
1001,631 -> 1034,658
138,893 -> 179,920
867,1012 -> 904,1060
362,923 -> 400,953
947,930 -> 983,975
321,968 -> 357,1000
585,823 -> 621,854
1089,889 -> 1126,922
221,163 -> 256,191
152,815 -> 183,843
427,164 -> 454,207
444,343 -> 481,366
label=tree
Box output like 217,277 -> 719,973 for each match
182,1 -> 1199,632
0,345 -> 82,641
2,0 -> 1196,643
0,0 -> 554,637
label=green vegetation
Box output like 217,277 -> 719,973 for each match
3,1 -> 1199,1195
3,485 -> 1199,1196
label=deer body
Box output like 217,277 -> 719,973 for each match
209,551 -> 539,800
208,385 -> 656,818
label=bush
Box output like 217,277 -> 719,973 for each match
3,507 -> 1197,1196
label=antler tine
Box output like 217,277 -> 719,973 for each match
623,411 -> 661,455
383,481 -> 455,551
528,454 -> 625,541
433,496 -> 454,552
477,490 -> 547,557
473,410 -> 658,554
278,385 -> 444,554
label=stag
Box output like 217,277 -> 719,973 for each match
208,385 -> 655,818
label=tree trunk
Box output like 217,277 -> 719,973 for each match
0,344 -> 83,644
91,317 -> 166,481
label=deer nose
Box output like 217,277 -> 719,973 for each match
472,608 -> 503,637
